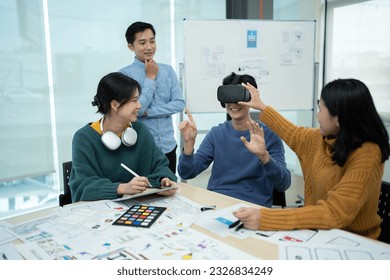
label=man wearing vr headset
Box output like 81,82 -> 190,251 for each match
178,73 -> 291,207
70,72 -> 178,202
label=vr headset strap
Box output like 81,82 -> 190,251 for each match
231,74 -> 241,85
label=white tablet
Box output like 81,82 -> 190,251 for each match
112,185 -> 178,201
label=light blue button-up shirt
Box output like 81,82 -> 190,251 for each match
120,58 -> 185,154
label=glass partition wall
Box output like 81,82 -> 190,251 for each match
325,0 -> 390,181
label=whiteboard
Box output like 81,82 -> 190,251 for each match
183,19 -> 316,113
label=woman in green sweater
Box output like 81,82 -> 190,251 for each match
234,78 -> 390,239
70,72 -> 177,202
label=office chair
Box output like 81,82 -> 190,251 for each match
377,180 -> 390,244
59,161 -> 73,207
272,189 -> 287,208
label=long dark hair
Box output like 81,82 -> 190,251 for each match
321,78 -> 390,166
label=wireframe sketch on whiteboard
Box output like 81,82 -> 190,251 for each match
280,29 -> 304,64
201,44 -> 226,79
236,58 -> 270,84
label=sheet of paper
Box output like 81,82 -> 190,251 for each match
15,237 -> 93,260
8,194 -> 389,260
5,214 -> 59,242
130,194 -> 203,228
37,206 -> 127,255
0,243 -> 24,260
273,229 -> 390,260
93,226 -> 258,260
0,225 -> 17,245
58,199 -> 126,216
280,243 -> 390,260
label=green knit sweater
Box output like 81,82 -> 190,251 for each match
259,107 -> 383,239
70,120 -> 177,202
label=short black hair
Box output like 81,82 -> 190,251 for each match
94,72 -> 141,114
222,72 -> 258,88
125,21 -> 156,44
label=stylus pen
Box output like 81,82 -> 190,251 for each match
120,163 -> 153,188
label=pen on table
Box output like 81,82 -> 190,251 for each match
120,163 -> 153,188
200,205 -> 216,212
235,223 -> 244,231
228,219 -> 241,229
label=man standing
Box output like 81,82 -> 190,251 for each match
119,21 -> 185,173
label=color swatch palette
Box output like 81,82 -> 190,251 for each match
113,205 -> 166,228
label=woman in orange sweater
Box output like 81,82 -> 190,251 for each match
234,78 -> 390,239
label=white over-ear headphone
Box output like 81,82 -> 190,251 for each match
100,115 -> 138,151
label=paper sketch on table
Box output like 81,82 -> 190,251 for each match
15,214 -> 142,260
94,226 -> 258,260
6,190 -> 388,260
282,243 -> 390,260
278,229 -> 318,242
11,194 -> 247,260
0,243 -> 23,260
58,199 -> 126,216
4,214 -> 59,242
37,206 -> 127,245
0,225 -> 17,245
14,218 -> 257,260
275,229 -> 390,260
92,247 -> 148,260
15,236 -> 94,260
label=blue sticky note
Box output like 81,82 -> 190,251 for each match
247,30 -> 257,48
215,217 -> 234,226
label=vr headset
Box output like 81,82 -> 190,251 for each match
217,85 -> 251,107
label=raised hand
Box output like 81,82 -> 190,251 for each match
238,82 -> 267,111
179,108 -> 198,154
240,120 -> 270,164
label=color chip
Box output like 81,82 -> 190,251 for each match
113,205 -> 166,228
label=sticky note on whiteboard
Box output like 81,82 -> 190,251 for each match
247,30 -> 257,48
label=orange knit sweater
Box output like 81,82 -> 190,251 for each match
259,107 -> 383,239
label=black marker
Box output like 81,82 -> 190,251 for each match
200,205 -> 216,212
235,223 -> 244,231
228,219 -> 241,229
